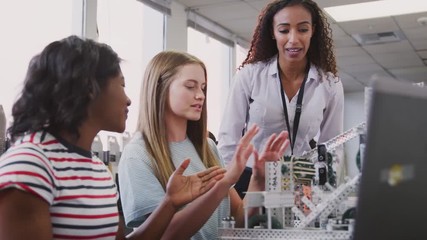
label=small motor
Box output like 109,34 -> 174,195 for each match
315,144 -> 328,185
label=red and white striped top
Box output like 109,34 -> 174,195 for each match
0,131 -> 119,239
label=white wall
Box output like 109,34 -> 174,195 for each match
343,91 -> 365,177
165,1 -> 187,51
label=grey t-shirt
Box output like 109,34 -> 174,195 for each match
118,132 -> 230,240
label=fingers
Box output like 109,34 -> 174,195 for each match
258,131 -> 290,162
240,143 -> 255,162
199,167 -> 226,182
222,125 -> 259,185
262,133 -> 277,153
234,125 -> 259,162
213,173 -> 225,181
278,139 -> 290,156
253,149 -> 269,178
239,125 -> 259,147
198,168 -> 226,195
269,131 -> 288,152
268,131 -> 289,158
174,158 -> 191,176
258,131 -> 287,155
252,149 -> 260,165
197,166 -> 221,177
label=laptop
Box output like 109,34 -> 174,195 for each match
353,78 -> 427,240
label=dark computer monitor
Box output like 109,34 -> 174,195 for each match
353,78 -> 427,240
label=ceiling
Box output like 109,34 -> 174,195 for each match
175,0 -> 427,92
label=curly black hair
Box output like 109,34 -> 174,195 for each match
241,0 -> 337,75
8,35 -> 121,141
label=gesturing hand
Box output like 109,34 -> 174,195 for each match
252,131 -> 289,188
166,159 -> 226,209
224,125 -> 260,186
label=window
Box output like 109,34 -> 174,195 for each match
187,27 -> 232,137
97,0 -> 165,148
0,0 -> 76,129
235,43 -> 249,70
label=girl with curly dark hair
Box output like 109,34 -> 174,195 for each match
0,35 -> 226,239
218,0 -> 344,198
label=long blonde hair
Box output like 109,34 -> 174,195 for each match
137,51 -> 220,189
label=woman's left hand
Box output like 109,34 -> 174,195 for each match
251,131 -> 289,188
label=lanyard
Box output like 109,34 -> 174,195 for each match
277,61 -> 310,155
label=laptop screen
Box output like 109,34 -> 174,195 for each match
353,78 -> 427,240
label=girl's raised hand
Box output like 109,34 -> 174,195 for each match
166,159 -> 226,209
223,125 -> 260,186
252,131 -> 289,188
